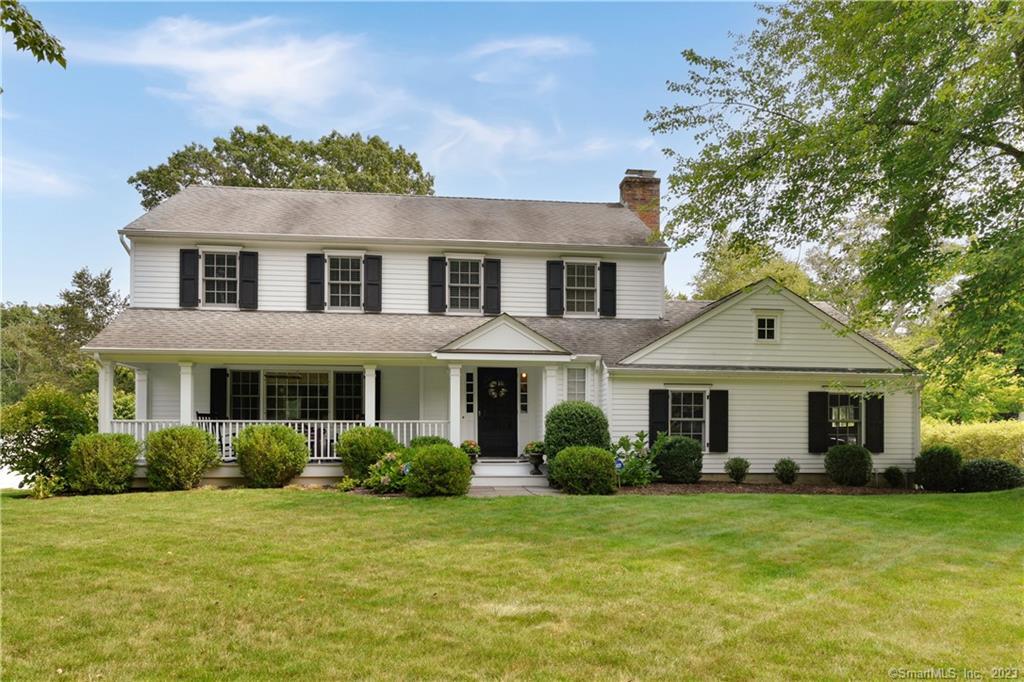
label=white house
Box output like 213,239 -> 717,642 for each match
84,169 -> 921,484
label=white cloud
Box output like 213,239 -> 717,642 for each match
3,157 -> 83,197
464,36 -> 591,60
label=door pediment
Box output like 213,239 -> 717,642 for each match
437,314 -> 570,355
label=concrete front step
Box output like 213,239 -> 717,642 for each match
471,459 -> 548,488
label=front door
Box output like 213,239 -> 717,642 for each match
477,367 -> 518,458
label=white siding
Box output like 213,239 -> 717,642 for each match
381,251 -> 428,314
501,256 -> 547,316
633,288 -> 899,369
146,363 -> 180,420
131,241 -> 180,308
380,366 -> 420,420
419,367 -> 450,421
616,256 -> 664,319
610,374 -> 918,473
259,246 -> 307,311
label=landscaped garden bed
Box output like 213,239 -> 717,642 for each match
620,481 -> 921,495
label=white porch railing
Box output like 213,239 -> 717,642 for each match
110,419 -> 450,464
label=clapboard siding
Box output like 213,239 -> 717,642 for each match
259,247 -> 307,311
131,241 -> 180,308
146,363 -> 181,420
616,257 -> 664,319
501,256 -> 547,316
610,374 -> 918,473
634,288 -> 899,368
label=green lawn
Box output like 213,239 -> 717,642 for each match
2,489 -> 1021,680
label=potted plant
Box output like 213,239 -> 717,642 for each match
523,440 -> 545,475
460,440 -> 481,468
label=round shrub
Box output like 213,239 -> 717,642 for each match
959,458 -> 1024,492
336,427 -> 399,481
652,436 -> 703,484
543,401 -> 610,465
548,446 -> 617,495
405,444 -> 472,497
724,457 -> 750,484
883,466 -> 906,489
914,444 -> 962,492
773,458 -> 800,485
824,444 -> 873,486
234,424 -> 310,488
409,435 -> 452,449
145,426 -> 219,491
66,433 -> 139,494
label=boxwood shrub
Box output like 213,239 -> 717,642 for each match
405,444 -> 472,497
652,436 -> 703,484
409,435 -> 452,448
914,444 -> 962,492
773,458 -> 800,484
543,401 -> 610,466
548,446 -> 617,495
882,466 -> 907,489
234,424 -> 310,488
336,427 -> 400,481
724,457 -> 750,484
66,433 -> 139,494
959,458 -> 1024,492
145,426 -> 219,491
824,444 -> 873,486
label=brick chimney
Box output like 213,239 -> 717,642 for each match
618,169 -> 660,233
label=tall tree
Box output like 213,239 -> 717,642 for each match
129,126 -> 435,210
0,0 -> 66,80
647,1 -> 1023,380
690,238 -> 813,301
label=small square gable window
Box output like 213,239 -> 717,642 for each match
753,310 -> 781,342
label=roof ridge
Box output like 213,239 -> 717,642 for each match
184,184 -> 624,207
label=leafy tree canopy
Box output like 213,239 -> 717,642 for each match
129,125 -> 435,210
690,237 -> 812,300
648,1 -> 1023,380
0,0 -> 66,69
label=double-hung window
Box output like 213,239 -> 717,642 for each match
229,370 -> 261,420
565,262 -> 597,314
333,372 -> 364,421
828,393 -> 862,446
669,390 -> 706,445
203,252 -> 238,306
448,259 -> 481,311
328,256 -> 362,310
566,367 -> 587,402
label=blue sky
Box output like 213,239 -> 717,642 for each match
2,2 -> 760,304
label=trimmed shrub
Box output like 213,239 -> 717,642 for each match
773,458 -> 800,485
549,446 -> 617,495
0,384 -> 93,490
915,444 -> 962,492
234,424 -> 309,488
405,444 -> 472,497
365,450 -> 413,494
652,436 -> 703,484
67,433 -> 138,494
724,457 -> 750,484
960,458 -> 1024,492
883,466 -> 907,489
145,426 -> 219,491
921,417 -> 1024,467
543,401 -> 610,464
409,435 -> 452,449
336,427 -> 399,481
824,444 -> 873,486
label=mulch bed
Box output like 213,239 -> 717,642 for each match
620,482 -> 921,495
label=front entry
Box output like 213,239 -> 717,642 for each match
477,367 -> 519,457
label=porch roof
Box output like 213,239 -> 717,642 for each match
82,301 -> 713,362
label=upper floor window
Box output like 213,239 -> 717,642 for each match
203,252 -> 238,306
669,390 -> 706,445
565,262 -> 597,314
328,256 -> 362,309
449,259 -> 481,311
567,367 -> 587,401
828,393 -> 862,446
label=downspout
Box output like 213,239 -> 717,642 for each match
119,233 -> 131,255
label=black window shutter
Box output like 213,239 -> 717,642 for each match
546,260 -> 564,316
239,251 -> 258,310
599,262 -> 617,318
306,254 -> 325,311
648,389 -> 669,448
483,258 -> 501,315
428,257 -> 447,313
708,390 -> 728,452
364,255 -> 382,313
210,368 -> 228,419
179,249 -> 200,308
375,369 -> 382,419
808,391 -> 830,454
865,395 -> 885,453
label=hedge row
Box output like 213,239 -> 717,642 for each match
921,417 -> 1024,467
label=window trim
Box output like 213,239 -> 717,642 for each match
445,256 -> 484,315
668,388 -> 709,452
563,258 -> 600,318
325,254 -> 364,312
827,391 -> 865,447
753,308 -> 783,344
199,249 -> 241,309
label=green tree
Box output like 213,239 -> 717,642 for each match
691,238 -> 812,300
647,1 -> 1024,380
129,125 -> 435,210
0,0 -> 66,81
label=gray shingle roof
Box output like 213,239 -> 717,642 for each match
121,185 -> 665,250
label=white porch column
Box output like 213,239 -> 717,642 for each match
134,368 -> 149,421
363,365 -> 377,426
541,365 -> 559,438
178,362 -> 193,425
448,364 -> 462,445
97,360 -> 114,433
